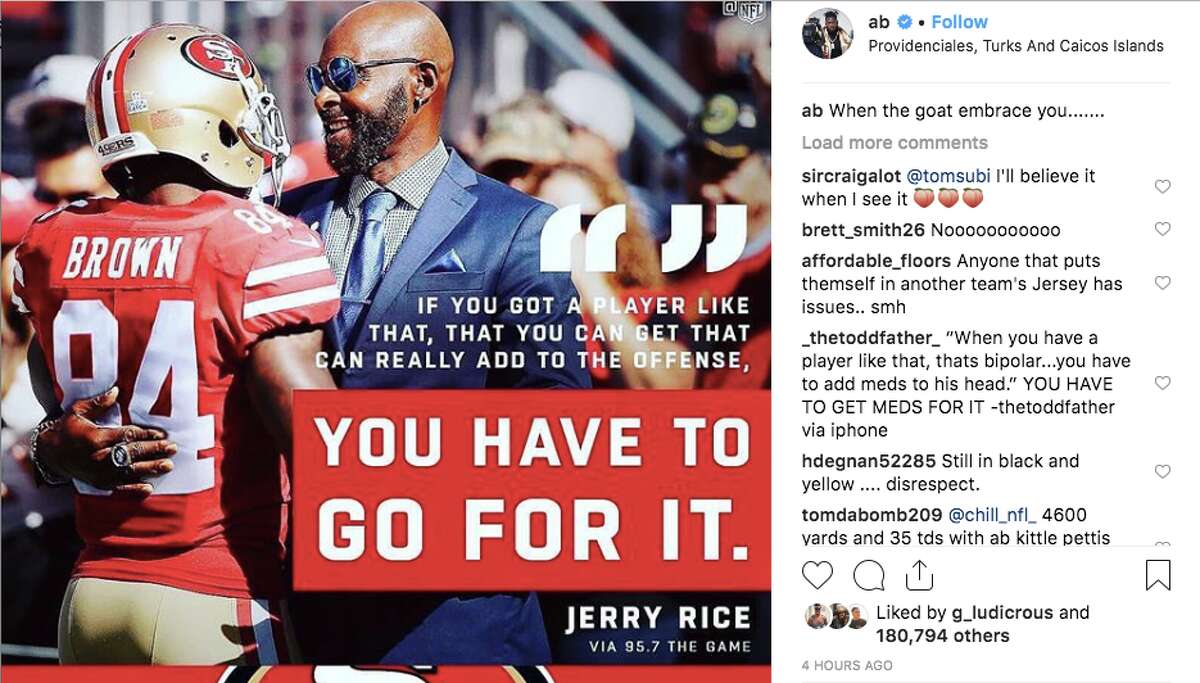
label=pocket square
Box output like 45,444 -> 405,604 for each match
426,248 -> 467,273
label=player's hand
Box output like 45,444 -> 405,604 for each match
37,386 -> 178,495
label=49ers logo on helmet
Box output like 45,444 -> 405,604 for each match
180,35 -> 255,80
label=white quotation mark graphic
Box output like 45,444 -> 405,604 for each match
540,204 -> 747,274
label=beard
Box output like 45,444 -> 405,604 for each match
324,84 -> 410,176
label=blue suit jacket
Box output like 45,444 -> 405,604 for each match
279,150 -> 590,390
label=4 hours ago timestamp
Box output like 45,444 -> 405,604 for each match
802,659 -> 895,673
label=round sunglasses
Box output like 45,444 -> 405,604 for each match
305,56 -> 431,96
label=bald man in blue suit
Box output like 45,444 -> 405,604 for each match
282,0 -> 586,392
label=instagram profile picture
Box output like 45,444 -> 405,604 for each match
829,603 -> 850,629
806,603 -> 828,629
805,8 -> 853,59
849,604 -> 868,629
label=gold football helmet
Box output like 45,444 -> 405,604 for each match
85,24 -> 290,202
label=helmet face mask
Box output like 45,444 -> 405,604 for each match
86,24 -> 290,204
235,69 -> 291,202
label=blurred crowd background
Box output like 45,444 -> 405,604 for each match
1,0 -> 770,661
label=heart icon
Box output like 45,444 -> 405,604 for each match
1155,276 -> 1172,290
938,188 -> 959,208
1155,222 -> 1171,236
802,560 -> 833,590
962,188 -> 983,208
1155,464 -> 1171,479
913,188 -> 934,208
1155,375 -> 1171,390
1155,541 -> 1171,546
1154,179 -> 1171,194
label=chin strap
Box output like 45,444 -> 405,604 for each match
234,71 -> 291,207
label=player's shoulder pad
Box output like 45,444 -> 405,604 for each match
19,197 -> 104,254
31,196 -> 111,225
203,195 -> 324,277
209,195 -> 315,244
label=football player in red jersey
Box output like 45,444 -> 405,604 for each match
14,24 -> 338,664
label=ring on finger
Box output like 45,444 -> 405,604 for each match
110,443 -> 134,476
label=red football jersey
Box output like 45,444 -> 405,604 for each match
14,191 -> 338,598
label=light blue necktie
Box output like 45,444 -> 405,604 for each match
334,189 -> 398,349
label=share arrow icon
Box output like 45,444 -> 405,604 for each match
906,559 -> 934,591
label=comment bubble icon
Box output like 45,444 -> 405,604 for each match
854,559 -> 886,591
